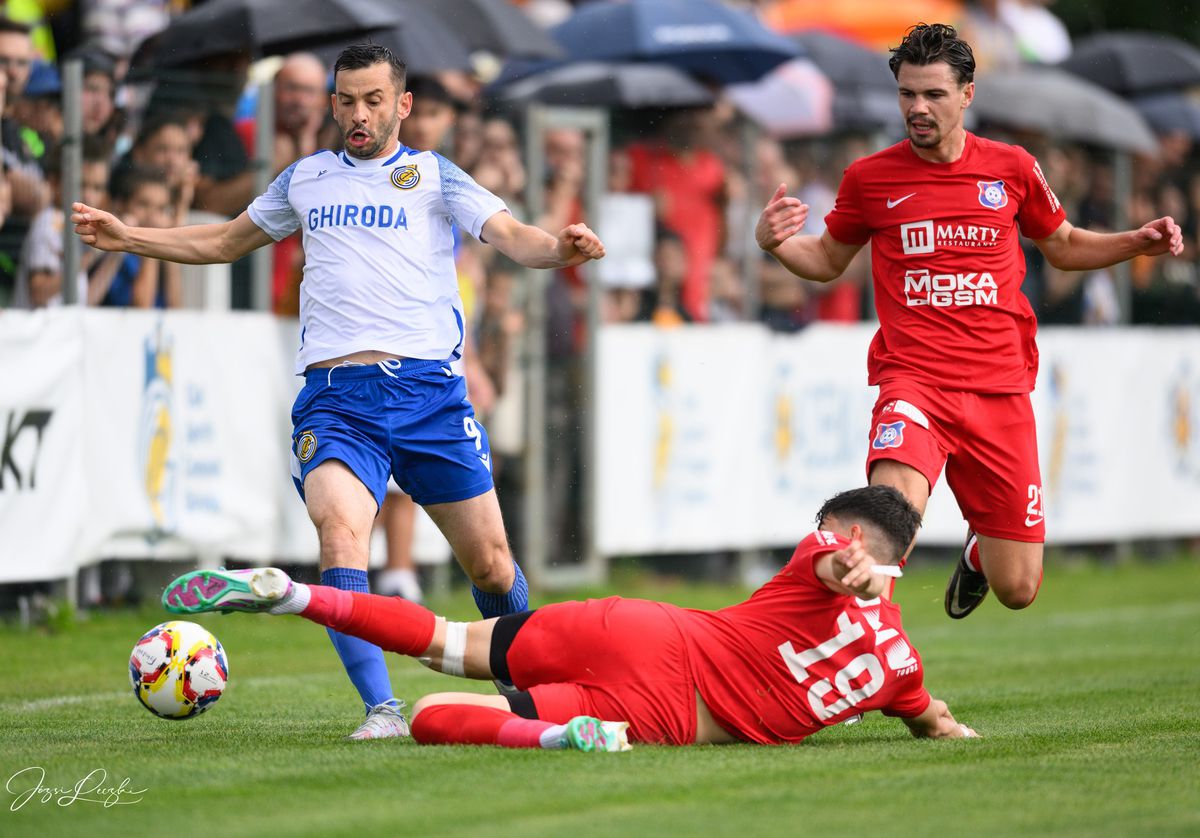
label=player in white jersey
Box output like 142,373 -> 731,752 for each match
72,44 -> 605,740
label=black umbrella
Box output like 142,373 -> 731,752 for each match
1134,92 -> 1200,140
131,0 -> 404,68
973,68 -> 1158,154
313,2 -> 474,75
422,0 -> 563,59
792,30 -> 901,134
491,61 -> 714,109
791,30 -> 893,91
832,86 -> 904,134
550,0 -> 802,85
1059,31 -> 1200,96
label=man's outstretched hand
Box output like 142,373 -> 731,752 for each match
72,202 -> 131,252
755,183 -> 809,251
555,222 -> 606,267
1133,216 -> 1184,257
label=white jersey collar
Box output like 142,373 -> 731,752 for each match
338,143 -> 416,170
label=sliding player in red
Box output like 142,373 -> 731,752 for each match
756,23 -> 1184,619
163,486 -> 977,751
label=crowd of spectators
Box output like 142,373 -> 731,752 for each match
1,5 -> 1193,326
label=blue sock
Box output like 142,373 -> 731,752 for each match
320,567 -> 394,713
472,560 -> 529,619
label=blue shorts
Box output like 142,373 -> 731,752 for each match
289,359 -> 493,509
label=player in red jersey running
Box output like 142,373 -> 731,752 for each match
162,486 -> 977,749
755,24 -> 1184,619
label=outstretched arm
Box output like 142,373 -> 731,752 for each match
1035,216 -> 1184,271
901,698 -> 978,739
71,203 -> 274,265
481,211 -> 605,270
756,183 -> 862,283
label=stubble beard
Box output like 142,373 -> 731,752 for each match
345,111 -> 400,160
907,122 -> 941,149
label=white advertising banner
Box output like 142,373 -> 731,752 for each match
758,325 -> 880,545
595,323 -> 1200,554
1034,328 -> 1200,542
595,324 -> 770,554
78,309 -> 290,562
0,310 -> 87,582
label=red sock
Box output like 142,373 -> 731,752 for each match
411,704 -> 554,748
965,536 -> 983,573
300,586 -> 437,657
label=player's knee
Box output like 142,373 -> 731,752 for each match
317,519 -> 367,566
464,542 -> 515,592
993,576 -> 1040,610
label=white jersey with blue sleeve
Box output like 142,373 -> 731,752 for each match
247,145 -> 508,373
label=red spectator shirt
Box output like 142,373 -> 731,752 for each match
669,531 -> 931,744
824,133 -> 1066,393
628,143 -> 725,322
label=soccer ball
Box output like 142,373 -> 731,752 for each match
129,620 -> 228,719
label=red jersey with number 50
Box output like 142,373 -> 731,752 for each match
824,133 -> 1066,393
669,531 -> 931,745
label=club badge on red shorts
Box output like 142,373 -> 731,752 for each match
872,420 -> 906,450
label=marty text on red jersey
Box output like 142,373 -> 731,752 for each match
825,133 -> 1067,393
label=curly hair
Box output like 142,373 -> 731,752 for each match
815,486 -> 923,564
888,23 -> 975,85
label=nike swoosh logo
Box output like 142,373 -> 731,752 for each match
1025,516 -> 1043,527
317,170 -> 328,177
887,193 -> 916,208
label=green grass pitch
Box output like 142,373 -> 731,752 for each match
1,557 -> 1198,837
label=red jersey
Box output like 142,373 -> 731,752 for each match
669,531 -> 931,744
824,133 -> 1066,393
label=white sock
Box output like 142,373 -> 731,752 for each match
269,582 -> 311,615
378,568 -> 423,602
538,723 -> 569,750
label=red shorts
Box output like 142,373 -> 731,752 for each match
865,380 -> 1045,542
506,597 -> 698,745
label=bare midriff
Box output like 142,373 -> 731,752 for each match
306,350 -> 408,370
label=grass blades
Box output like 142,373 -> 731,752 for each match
1,558 -> 1198,837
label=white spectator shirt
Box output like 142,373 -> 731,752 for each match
247,143 -> 508,373
12,207 -> 86,309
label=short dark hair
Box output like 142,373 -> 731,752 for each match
42,136 -> 110,180
65,43 -> 118,82
888,23 -> 975,85
333,44 -> 407,94
0,17 -> 32,37
134,112 -> 190,150
815,486 -> 923,564
110,164 -> 168,203
82,134 -> 111,166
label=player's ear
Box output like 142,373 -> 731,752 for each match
961,80 -> 974,110
849,523 -> 864,543
398,90 -> 413,120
